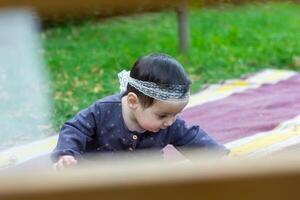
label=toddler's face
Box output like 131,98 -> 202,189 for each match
135,99 -> 188,133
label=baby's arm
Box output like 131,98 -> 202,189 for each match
51,103 -> 100,165
169,117 -> 229,156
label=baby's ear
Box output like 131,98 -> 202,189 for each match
127,92 -> 139,109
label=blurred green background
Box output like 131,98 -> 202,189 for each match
42,2 -> 300,130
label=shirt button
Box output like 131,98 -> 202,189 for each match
128,147 -> 133,151
132,135 -> 138,140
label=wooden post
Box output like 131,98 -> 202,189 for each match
176,0 -> 190,54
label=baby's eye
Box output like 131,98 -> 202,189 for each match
158,115 -> 167,119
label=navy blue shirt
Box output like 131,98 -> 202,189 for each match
51,93 -> 228,161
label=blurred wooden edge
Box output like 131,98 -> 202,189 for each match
0,0 -> 190,53
0,0 -> 186,20
0,151 -> 300,200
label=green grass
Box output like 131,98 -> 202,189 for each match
43,2 -> 300,130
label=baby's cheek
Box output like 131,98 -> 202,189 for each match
141,121 -> 161,131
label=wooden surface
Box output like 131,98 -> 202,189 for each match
1,151 -> 300,200
0,0 -> 184,19
0,0 -> 190,54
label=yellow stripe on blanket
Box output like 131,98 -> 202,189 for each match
187,80 -> 251,108
229,126 -> 300,157
0,135 -> 58,168
247,69 -> 297,84
228,115 -> 300,157
187,69 -> 296,108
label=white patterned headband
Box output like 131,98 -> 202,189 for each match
118,70 -> 190,102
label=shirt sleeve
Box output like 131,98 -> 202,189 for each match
51,103 -> 100,162
169,117 -> 229,154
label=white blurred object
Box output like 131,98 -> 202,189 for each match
0,9 -> 52,150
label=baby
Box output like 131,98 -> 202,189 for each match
52,53 -> 228,170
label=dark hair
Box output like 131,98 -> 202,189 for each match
125,53 -> 192,108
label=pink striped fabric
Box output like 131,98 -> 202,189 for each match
180,74 -> 300,144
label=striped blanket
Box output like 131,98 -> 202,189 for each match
183,69 -> 300,157
1,69 -> 299,168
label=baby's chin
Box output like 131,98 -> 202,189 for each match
149,127 -> 164,133
142,125 -> 166,133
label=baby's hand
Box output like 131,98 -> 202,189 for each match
53,155 -> 77,171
